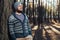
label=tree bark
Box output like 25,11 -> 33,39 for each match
0,0 -> 17,40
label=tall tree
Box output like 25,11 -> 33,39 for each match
0,0 -> 17,40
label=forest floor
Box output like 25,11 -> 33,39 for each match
32,20 -> 60,40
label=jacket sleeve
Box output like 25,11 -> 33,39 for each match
7,17 -> 16,40
26,16 -> 32,35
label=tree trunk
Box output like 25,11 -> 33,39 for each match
0,0 -> 17,40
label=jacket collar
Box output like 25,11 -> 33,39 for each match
12,12 -> 26,23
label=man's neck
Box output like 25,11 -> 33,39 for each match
16,12 -> 22,15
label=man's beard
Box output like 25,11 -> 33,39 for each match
16,9 -> 23,13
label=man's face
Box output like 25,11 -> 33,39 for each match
17,4 -> 23,12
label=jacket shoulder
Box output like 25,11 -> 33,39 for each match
8,14 -> 15,21
24,14 -> 28,19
